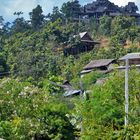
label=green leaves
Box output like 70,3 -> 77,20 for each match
75,70 -> 140,139
0,78 -> 75,139
99,15 -> 112,36
29,5 -> 44,30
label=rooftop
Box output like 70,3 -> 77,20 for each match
63,90 -> 81,97
119,53 -> 140,60
84,59 -> 115,70
82,0 -> 140,18
79,32 -> 88,38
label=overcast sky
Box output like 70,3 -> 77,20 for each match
0,0 -> 140,22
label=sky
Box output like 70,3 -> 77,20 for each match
0,0 -> 140,22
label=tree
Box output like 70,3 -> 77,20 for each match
11,17 -> 30,34
99,15 -> 112,36
75,70 -> 140,139
0,78 -> 75,140
89,17 -> 99,37
110,16 -> 136,44
111,16 -> 135,36
29,5 -> 44,30
47,6 -> 63,22
11,11 -> 30,33
13,11 -> 23,18
61,0 -> 81,20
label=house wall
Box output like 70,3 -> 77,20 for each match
63,44 -> 95,56
81,33 -> 92,41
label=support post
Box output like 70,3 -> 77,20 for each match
125,58 -> 129,126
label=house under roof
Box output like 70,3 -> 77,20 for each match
78,0 -> 140,22
83,59 -> 115,70
81,59 -> 115,76
76,32 -> 100,44
63,90 -> 81,97
64,32 -> 100,56
62,80 -> 82,97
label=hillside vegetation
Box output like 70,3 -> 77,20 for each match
1,1 -> 140,140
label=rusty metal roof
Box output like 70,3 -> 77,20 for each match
119,53 -> 140,60
84,59 -> 115,70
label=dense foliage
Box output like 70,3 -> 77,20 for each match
78,70 -> 140,139
0,78 -> 75,140
1,1 -> 140,139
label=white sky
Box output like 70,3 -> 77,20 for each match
0,0 -> 139,22
110,0 -> 139,6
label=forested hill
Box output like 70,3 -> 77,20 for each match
1,1 -> 140,140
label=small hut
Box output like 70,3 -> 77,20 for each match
81,59 -> 115,77
62,80 -> 82,97
64,32 -> 99,56
63,90 -> 81,97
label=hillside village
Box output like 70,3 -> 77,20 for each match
1,0 -> 140,139
72,0 -> 140,24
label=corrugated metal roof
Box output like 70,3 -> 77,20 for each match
119,53 -> 140,60
63,90 -> 81,97
84,59 -> 115,70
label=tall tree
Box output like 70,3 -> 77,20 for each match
29,5 -> 44,30
11,18 -> 30,34
11,12 -> 30,33
47,6 -> 63,22
61,0 -> 81,20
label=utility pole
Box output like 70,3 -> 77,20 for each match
125,58 -> 129,126
119,53 -> 140,126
